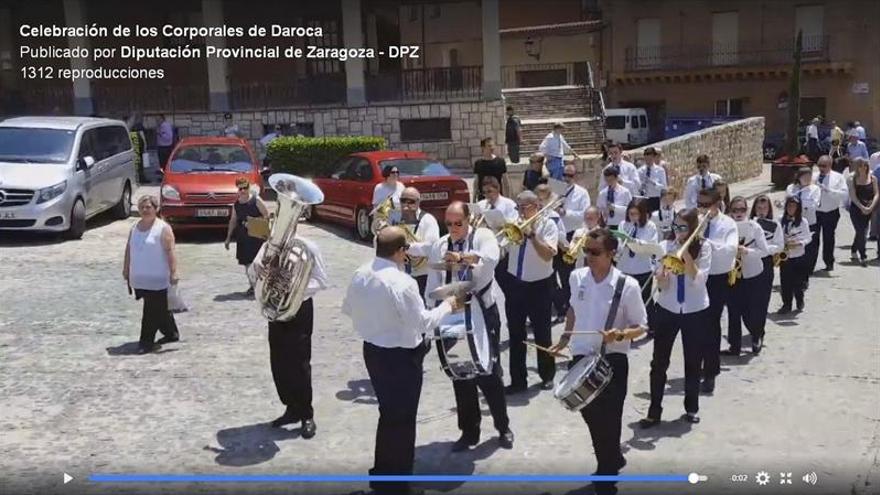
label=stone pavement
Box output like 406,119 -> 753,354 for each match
0,172 -> 877,495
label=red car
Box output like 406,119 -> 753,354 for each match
159,137 -> 263,229
312,151 -> 470,240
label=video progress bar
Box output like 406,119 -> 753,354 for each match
89,474 -> 694,483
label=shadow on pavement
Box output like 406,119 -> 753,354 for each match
624,417 -> 693,451
504,383 -> 544,407
414,440 -> 500,493
335,378 -> 378,405
214,291 -> 254,302
105,341 -> 178,356
634,377 -> 685,401
206,422 -> 300,467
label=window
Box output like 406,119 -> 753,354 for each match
379,159 -> 451,177
168,145 -> 254,173
795,5 -> 824,53
78,129 -> 98,160
639,115 -> 648,128
0,127 -> 75,164
605,116 -> 626,129
353,158 -> 374,182
715,98 -> 744,117
631,116 -> 640,129
712,11 -> 739,66
636,18 -> 661,69
400,118 -> 452,142
430,5 -> 441,18
95,125 -> 132,159
330,156 -> 355,179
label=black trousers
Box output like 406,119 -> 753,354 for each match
755,256 -> 774,335
850,207 -> 871,259
268,298 -> 314,419
364,341 -> 428,495
508,142 -> 521,164
575,353 -> 628,495
780,255 -> 808,306
807,137 -> 820,161
649,307 -> 705,418
494,255 -> 512,297
553,231 -> 576,317
701,274 -> 729,379
726,276 -> 764,351
506,275 -> 555,387
453,304 -> 510,437
804,223 -> 820,274
414,274 -> 428,305
814,209 -> 841,269
157,145 -> 173,169
645,197 -> 661,213
136,288 -> 179,349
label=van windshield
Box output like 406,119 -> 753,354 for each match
169,145 -> 254,173
0,128 -> 76,164
605,116 -> 626,130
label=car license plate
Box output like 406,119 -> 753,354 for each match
421,192 -> 448,201
196,208 -> 228,217
1,211 -> 15,219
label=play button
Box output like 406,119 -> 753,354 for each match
63,473 -> 73,484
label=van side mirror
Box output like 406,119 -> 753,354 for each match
78,156 -> 95,170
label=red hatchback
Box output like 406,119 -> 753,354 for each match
159,137 -> 263,229
312,151 -> 470,240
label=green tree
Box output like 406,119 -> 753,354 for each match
785,30 -> 803,158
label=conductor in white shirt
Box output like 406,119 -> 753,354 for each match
396,187 -> 441,300
342,227 -> 461,495
812,156 -> 849,271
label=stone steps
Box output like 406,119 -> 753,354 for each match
518,119 -> 605,156
503,85 -> 598,120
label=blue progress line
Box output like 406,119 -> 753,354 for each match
89,474 -> 690,483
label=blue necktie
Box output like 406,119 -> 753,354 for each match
701,176 -> 706,189
629,226 -> 638,257
819,174 -> 827,185
515,242 -> 527,279
705,219 -> 711,238
677,274 -> 685,303
454,240 -> 467,280
608,188 -> 615,217
646,166 -> 652,178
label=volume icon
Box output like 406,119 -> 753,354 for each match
802,472 -> 818,485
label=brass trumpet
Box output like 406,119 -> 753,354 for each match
773,247 -> 790,267
659,213 -> 710,275
562,232 -> 589,265
497,196 -> 565,247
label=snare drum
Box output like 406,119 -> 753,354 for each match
434,306 -> 494,381
554,353 -> 614,411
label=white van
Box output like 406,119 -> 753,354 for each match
0,117 -> 136,239
604,108 -> 650,147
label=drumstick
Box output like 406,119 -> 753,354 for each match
524,341 -> 571,360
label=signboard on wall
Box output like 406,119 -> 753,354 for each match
852,83 -> 869,94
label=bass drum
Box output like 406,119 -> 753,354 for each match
434,305 -> 494,381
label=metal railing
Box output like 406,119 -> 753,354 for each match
92,83 -> 209,114
229,73 -> 346,110
624,35 -> 831,72
13,84 -> 73,115
365,66 -> 482,102
501,61 -> 590,88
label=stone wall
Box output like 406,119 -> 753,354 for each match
142,99 -> 506,172
505,116 -> 766,199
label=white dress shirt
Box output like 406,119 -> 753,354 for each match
655,241 -> 712,314
596,184 -> 632,227
813,171 -> 849,212
251,237 -> 329,301
684,172 -> 722,209
477,195 -> 519,225
703,212 -> 738,275
342,257 -> 452,348
538,132 -> 573,158
547,210 -> 567,247
372,182 -> 405,209
638,163 -> 668,198
599,160 -> 642,196
780,217 -> 813,259
734,220 -> 770,279
425,226 -> 499,310
505,217 -> 558,281
806,124 -> 819,139
617,220 -> 660,275
400,210 -> 441,278
755,217 -> 784,256
569,226 -> 597,269
559,184 -> 591,233
568,267 -> 647,356
855,125 -> 866,140
651,206 -> 676,238
785,184 -> 821,225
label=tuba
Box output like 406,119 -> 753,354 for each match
370,193 -> 395,235
399,222 -> 428,272
254,174 -> 324,322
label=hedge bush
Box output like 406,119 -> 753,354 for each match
266,136 -> 386,177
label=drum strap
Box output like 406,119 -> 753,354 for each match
600,275 -> 627,355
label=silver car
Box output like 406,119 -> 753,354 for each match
0,117 -> 136,239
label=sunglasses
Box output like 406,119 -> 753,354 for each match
445,220 -> 464,227
584,248 -> 604,257
697,201 -> 714,208
400,198 -> 417,204
563,173 -> 575,178
731,207 -> 748,214
389,170 -> 400,175
238,187 -> 249,191
671,223 -> 689,232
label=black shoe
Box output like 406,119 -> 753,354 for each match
752,338 -> 763,355
682,412 -> 700,424
825,264 -> 834,272
639,417 -> 660,429
700,377 -> 715,394
301,419 -> 316,439
498,430 -> 514,449
796,299 -> 805,312
270,408 -> 300,428
860,258 -> 868,267
137,343 -> 161,354
720,348 -> 740,357
540,380 -> 554,391
156,335 -> 179,345
777,305 -> 792,315
452,433 -> 479,452
245,287 -> 255,296
504,384 -> 527,395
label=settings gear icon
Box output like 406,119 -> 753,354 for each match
756,471 -> 771,485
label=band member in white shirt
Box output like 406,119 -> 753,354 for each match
812,155 -> 850,271
569,207 -> 607,269
785,167 -> 822,276
424,202 -> 514,452
638,147 -> 668,212
618,198 -> 660,312
553,164 -> 591,320
599,142 -> 641,197
252,237 -> 329,438
597,166 -> 633,230
396,187 -> 440,300
723,196 -> 770,356
550,228 -> 647,495
749,195 -> 783,341
696,187 -> 738,394
651,188 -> 678,240
641,208 -> 712,427
684,154 -> 722,209
342,227 -> 461,495
504,191 -> 559,394
478,176 -> 518,296
536,184 -> 569,323
776,197 -> 814,315
372,164 -> 406,224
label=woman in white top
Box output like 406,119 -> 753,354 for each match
749,194 -> 783,341
724,196 -> 770,356
777,197 -> 814,314
372,164 -> 405,224
617,198 -> 659,317
650,188 -> 678,240
785,167 -> 822,274
641,208 -> 712,427
123,196 -> 180,354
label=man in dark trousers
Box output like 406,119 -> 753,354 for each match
506,105 -> 523,164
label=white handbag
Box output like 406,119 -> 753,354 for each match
168,283 -> 188,313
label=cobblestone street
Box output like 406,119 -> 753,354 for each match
1,182 -> 878,495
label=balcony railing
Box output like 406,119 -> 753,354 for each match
229,73 -> 346,110
17,83 -> 73,115
365,66 -> 482,103
501,62 -> 590,88
624,35 -> 830,72
92,83 -> 209,114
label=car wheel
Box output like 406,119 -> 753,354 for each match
112,181 -> 132,219
355,207 -> 373,242
65,199 -> 86,240
763,144 -> 778,160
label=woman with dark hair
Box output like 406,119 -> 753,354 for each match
785,167 -> 822,277
617,198 -> 659,331
847,157 -> 879,266
749,195 -> 783,337
777,197 -> 813,314
651,188 -> 678,240
225,177 -> 269,295
641,208 -> 711,427
713,179 -> 731,214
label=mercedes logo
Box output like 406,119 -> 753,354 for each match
0,191 -> 6,205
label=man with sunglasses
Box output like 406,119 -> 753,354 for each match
550,228 -> 647,495
504,191 -> 559,394
424,202 -> 514,452
684,155 -> 722,209
343,227 -> 462,495
811,155 -> 849,271
554,165 -> 591,321
599,143 -> 641,197
396,187 -> 440,302
696,187 -> 737,394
